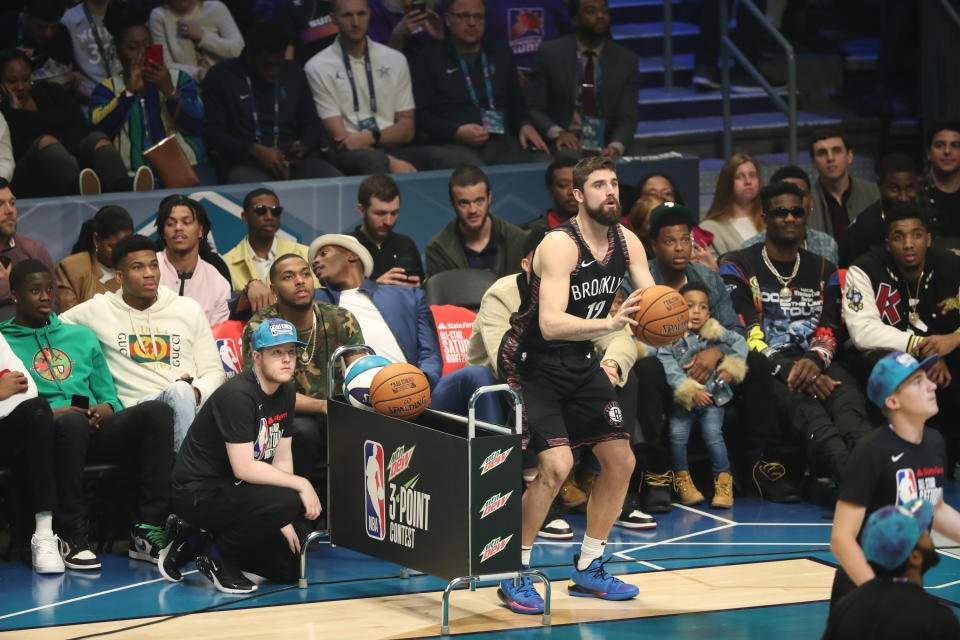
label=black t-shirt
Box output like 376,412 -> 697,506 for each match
839,425 -> 946,540
822,579 -> 960,639
172,369 -> 295,488
350,226 -> 425,280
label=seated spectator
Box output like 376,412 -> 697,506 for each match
0,0 -> 75,86
56,205 -> 133,311
741,165 -> 839,266
62,0 -> 123,101
305,0 -> 418,174
656,281 -> 747,509
633,173 -> 718,271
920,120 -> 960,241
149,0 -> 244,83
0,49 -> 151,197
155,195 -> 230,324
2,260 -> 175,568
0,112 -> 13,181
92,2 -> 216,188
838,152 -> 919,268
223,188 -> 319,314
370,0 -> 442,59
485,0 -> 572,76
410,0 -> 549,166
625,193 -> 663,256
0,178 -> 56,309
807,127 -> 879,240
700,152 -> 763,259
426,165 -> 529,279
241,254 -> 364,483
276,0 -> 339,64
202,20 -> 341,183
525,0 -> 638,158
519,157 -> 579,234
60,234 -> 226,451
824,499 -> 960,638
348,173 -> 424,285
720,182 -> 874,484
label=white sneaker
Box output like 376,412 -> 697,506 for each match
31,533 -> 65,574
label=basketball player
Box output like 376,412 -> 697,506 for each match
497,156 -> 654,614
158,319 -> 322,594
828,351 -> 960,607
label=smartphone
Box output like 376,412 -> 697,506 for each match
409,0 -> 426,12
145,44 -> 163,67
72,394 -> 90,410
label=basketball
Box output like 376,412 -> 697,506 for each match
632,285 -> 689,347
369,363 -> 431,420
343,355 -> 393,410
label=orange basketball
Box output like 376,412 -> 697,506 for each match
632,285 -> 690,347
370,363 -> 431,420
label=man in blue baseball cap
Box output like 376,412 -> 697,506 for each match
829,351 -> 960,608
823,498 -> 960,638
158,318 -> 322,594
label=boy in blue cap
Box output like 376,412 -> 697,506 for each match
823,498 -> 960,638
828,351 -> 960,607
159,318 -> 322,594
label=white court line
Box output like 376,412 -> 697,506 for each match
928,578 -> 960,590
636,561 -> 664,570
652,542 -> 829,546
612,523 -> 737,561
735,522 -> 833,527
672,504 -> 737,525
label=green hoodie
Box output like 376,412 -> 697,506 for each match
0,312 -> 121,411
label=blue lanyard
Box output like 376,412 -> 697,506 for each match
576,50 -> 602,112
340,40 -> 377,114
246,75 -> 280,149
82,3 -> 113,76
458,50 -> 495,111
16,16 -> 23,47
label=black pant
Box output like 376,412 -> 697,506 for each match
172,480 -> 303,583
55,401 -> 174,535
694,0 -> 766,71
0,397 -> 57,513
12,132 -> 131,197
291,412 -> 326,488
830,566 -> 856,609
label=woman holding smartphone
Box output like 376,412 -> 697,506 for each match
149,0 -> 244,83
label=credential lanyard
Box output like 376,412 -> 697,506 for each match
82,3 -> 113,76
341,42 -> 377,114
246,75 -> 280,149
576,50 -> 602,113
458,50 -> 495,111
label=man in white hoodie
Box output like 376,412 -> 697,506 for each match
60,234 -> 226,451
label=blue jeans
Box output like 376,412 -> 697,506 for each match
139,380 -> 206,452
669,404 -> 730,476
430,365 -> 504,425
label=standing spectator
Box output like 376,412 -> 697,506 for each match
485,0 -> 572,76
305,0 -> 413,175
410,0 -> 548,166
0,178 -> 57,309
202,20 -> 341,183
0,0 -> 75,86
149,0 -> 244,83
519,157 -> 579,234
62,0 -> 123,100
370,0 -> 442,59
276,0 -> 339,64
425,165 -> 529,279
60,234 -> 226,452
155,195 -> 230,324
91,2 -> 215,187
0,49 -> 149,197
525,0 -> 638,158
56,205 -> 132,311
920,120 -> 960,241
348,173 -> 424,285
700,152 -> 763,259
808,127 -> 880,240
0,112 -> 13,181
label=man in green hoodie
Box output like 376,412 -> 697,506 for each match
1,260 -> 176,569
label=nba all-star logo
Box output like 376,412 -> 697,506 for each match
33,347 -> 72,382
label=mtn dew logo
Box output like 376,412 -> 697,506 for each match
479,490 -> 513,519
388,444 -> 415,481
480,534 -> 513,562
479,447 -> 513,475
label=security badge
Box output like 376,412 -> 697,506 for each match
481,109 -> 505,135
580,116 -> 606,151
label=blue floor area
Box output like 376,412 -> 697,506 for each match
2,483 -> 959,637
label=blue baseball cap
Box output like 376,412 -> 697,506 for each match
866,351 -> 938,408
862,498 -> 935,570
250,319 -> 306,351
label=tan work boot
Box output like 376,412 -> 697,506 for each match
558,472 -> 588,509
673,470 -> 704,505
711,472 -> 734,509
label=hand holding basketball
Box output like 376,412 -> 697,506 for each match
610,288 -> 644,331
631,285 -> 689,347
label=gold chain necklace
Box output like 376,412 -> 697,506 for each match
761,245 -> 801,302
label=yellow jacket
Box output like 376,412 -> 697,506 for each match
222,236 -> 320,291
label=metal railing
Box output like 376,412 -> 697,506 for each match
720,0 -> 798,164
664,0 -> 674,91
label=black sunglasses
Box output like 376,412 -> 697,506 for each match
766,206 -> 806,219
251,204 -> 283,216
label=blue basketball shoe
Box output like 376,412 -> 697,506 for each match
498,569 -> 545,614
568,554 -> 639,600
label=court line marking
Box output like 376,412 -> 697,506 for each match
735,522 -> 833,527
653,542 -> 830,546
672,504 -> 737,525
929,578 -> 960,590
612,523 -> 737,560
636,560 -> 664,570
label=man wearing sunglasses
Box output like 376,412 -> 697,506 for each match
223,188 -> 320,314
720,181 -> 874,486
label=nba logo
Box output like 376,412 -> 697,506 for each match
217,338 -> 242,378
364,440 -> 386,541
896,468 -> 918,505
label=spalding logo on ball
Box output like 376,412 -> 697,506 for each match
343,355 -> 393,410
632,284 -> 689,347
370,363 -> 431,420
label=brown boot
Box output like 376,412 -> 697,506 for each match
673,470 -> 704,505
558,472 -> 588,509
711,472 -> 734,509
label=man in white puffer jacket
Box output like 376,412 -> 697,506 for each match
61,234 -> 225,451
